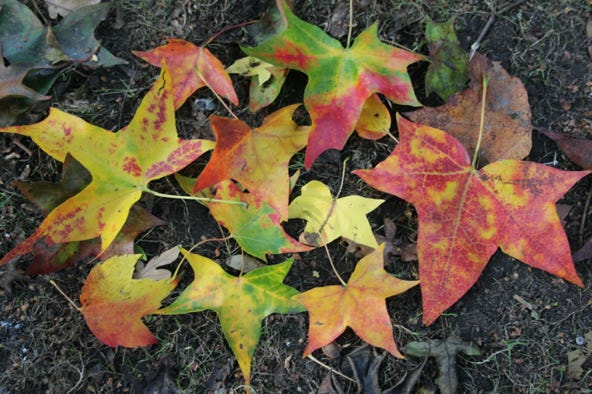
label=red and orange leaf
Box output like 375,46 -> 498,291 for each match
407,53 -> 532,163
134,38 -> 238,109
158,249 -> 305,386
80,254 -> 178,347
243,1 -> 423,168
194,104 -> 310,219
293,244 -> 418,358
0,64 -> 210,266
14,155 -> 166,275
208,180 -> 311,259
355,116 -> 589,325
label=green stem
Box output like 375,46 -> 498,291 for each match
346,0 -> 354,48
145,188 -> 248,207
471,75 -> 489,169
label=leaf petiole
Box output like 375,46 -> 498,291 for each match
144,188 -> 248,208
471,75 -> 489,169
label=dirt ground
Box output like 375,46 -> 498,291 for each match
1,0 -> 591,393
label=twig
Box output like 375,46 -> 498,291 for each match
580,185 -> 592,244
307,354 -> 357,383
470,0 -> 528,60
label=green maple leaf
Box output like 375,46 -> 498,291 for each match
0,64 -> 212,266
158,249 -> 305,386
243,0 -> 424,168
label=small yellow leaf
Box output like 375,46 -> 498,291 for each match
289,180 -> 383,248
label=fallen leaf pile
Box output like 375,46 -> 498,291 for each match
0,0 -> 590,390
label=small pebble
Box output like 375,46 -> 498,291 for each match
193,98 -> 215,111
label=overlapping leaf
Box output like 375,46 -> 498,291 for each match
243,0 -> 424,168
209,180 -> 311,259
294,244 -> 418,357
158,249 -> 305,386
0,0 -> 125,68
134,38 -> 238,109
80,254 -> 178,347
226,55 -> 288,112
424,17 -> 469,101
0,64 -> 211,266
289,180 -> 383,247
194,104 -> 310,219
355,116 -> 589,324
408,53 -> 532,163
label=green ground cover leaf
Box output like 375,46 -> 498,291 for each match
424,17 -> 469,101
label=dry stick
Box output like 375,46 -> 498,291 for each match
201,20 -> 259,48
470,0 -> 528,60
307,354 -> 357,383
49,279 -> 81,312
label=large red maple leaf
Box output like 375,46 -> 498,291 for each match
355,116 -> 589,325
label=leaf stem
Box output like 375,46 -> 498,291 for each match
145,188 -> 248,208
346,0 -> 354,48
195,69 -> 238,119
323,241 -> 347,287
49,279 -> 81,312
471,75 -> 489,169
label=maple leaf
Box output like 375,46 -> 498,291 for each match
355,116 -> 590,325
208,180 -> 311,259
243,0 -> 424,168
158,249 -> 305,386
0,55 -> 49,103
0,64 -> 211,266
288,180 -> 383,248
540,129 -> 592,170
226,55 -> 288,112
80,254 -> 179,347
194,104 -> 310,219
293,244 -> 418,358
134,38 -> 238,109
15,156 -> 166,274
0,1 -> 125,68
407,53 -> 532,163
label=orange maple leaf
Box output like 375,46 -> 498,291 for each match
293,244 -> 418,358
134,38 -> 238,109
355,116 -> 590,325
80,254 -> 178,347
193,104 -> 310,219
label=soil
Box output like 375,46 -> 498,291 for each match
1,0 -> 591,393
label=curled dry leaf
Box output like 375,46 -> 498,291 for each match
134,245 -> 180,281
